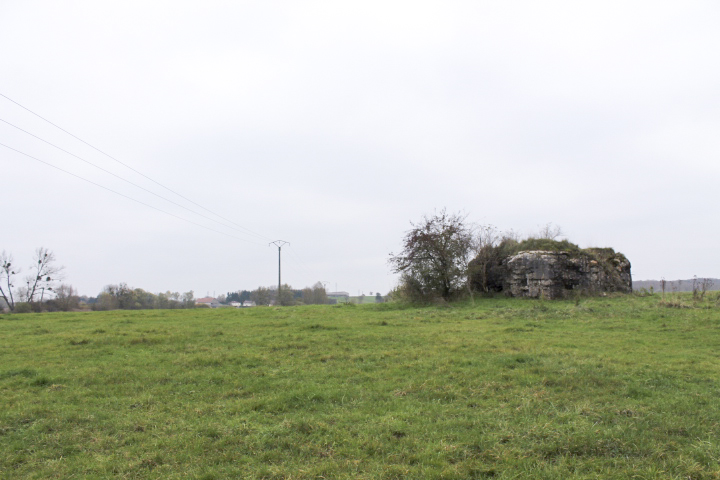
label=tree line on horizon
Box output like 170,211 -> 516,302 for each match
633,278 -> 719,293
1,247 -> 339,312
222,282 -> 330,306
4,210 -> 662,314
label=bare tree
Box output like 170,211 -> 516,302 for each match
1,248 -> 63,311
23,247 -> 64,303
693,277 -> 714,301
537,223 -> 564,240
0,251 -> 18,311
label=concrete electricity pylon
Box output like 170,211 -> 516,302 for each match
269,240 -> 289,304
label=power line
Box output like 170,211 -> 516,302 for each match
0,116 -> 265,241
1,142 -> 264,245
0,92 -> 273,242
284,245 -> 316,281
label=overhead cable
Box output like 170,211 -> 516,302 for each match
0,117 -> 269,241
285,245 -> 317,281
0,92 -> 273,241
0,142 -> 264,246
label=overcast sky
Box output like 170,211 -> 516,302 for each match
2,1 -> 719,298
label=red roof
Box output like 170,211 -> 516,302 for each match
196,297 -> 217,303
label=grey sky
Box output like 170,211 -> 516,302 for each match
2,1 -> 719,297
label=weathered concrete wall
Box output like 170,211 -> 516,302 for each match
491,250 -> 632,299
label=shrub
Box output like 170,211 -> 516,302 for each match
14,302 -> 32,313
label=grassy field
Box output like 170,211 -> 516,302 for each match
2,294 -> 720,479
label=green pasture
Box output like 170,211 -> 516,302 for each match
350,295 -> 382,304
2,294 -> 720,479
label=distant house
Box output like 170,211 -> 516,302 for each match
242,300 -> 256,307
196,297 -> 220,308
327,291 -> 350,303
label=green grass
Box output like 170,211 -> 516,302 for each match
350,295 -> 382,304
2,294 -> 720,479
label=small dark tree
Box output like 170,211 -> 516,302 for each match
182,291 -> 195,308
389,210 -> 475,301
227,290 -> 251,303
250,286 -> 273,306
468,225 -> 504,294
50,284 -> 80,311
276,283 -> 296,306
300,282 -> 328,305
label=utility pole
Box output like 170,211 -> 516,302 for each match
269,240 -> 289,305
